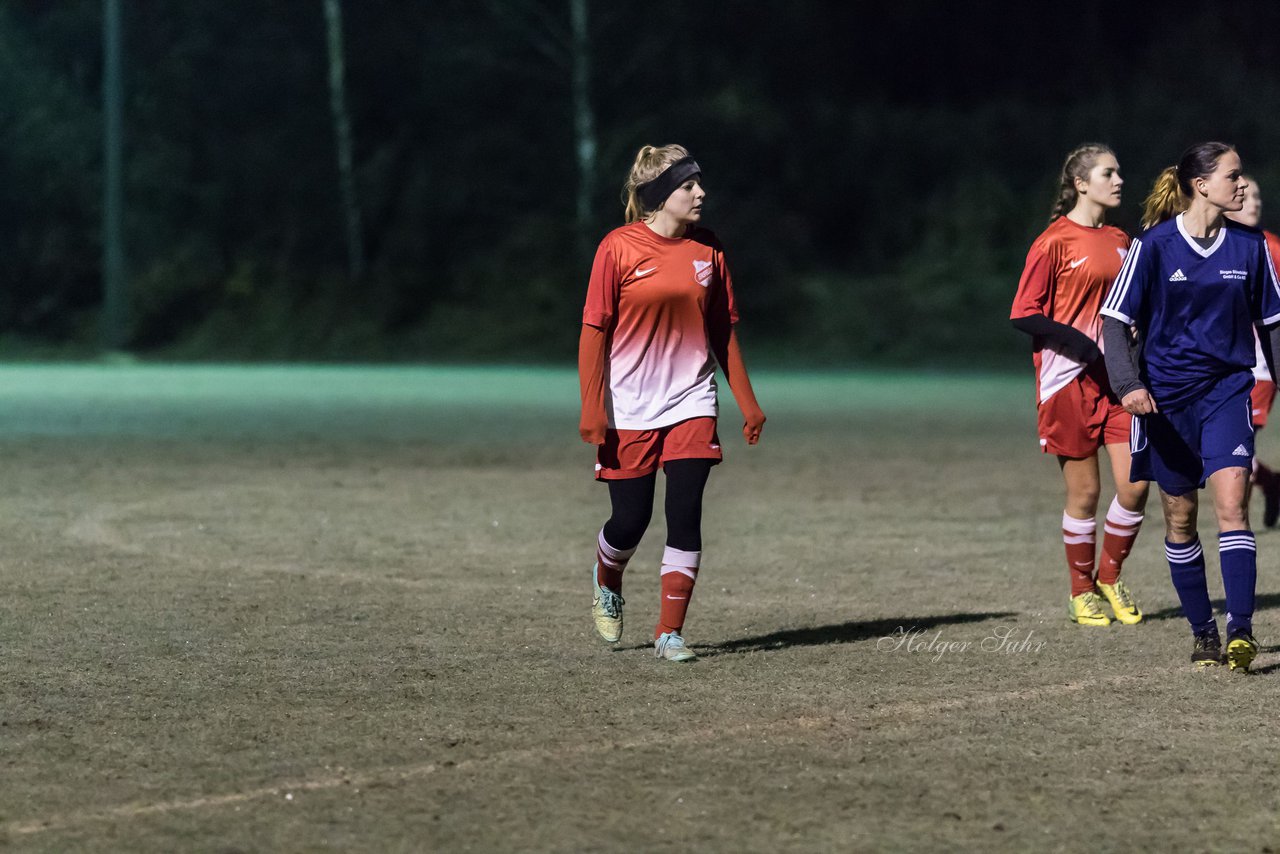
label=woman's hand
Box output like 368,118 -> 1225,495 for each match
579,412 -> 607,445
1121,388 -> 1157,415
742,406 -> 766,445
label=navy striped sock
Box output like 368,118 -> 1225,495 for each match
1219,529 -> 1256,636
1166,537 -> 1214,633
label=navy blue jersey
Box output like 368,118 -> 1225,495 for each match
1101,214 -> 1280,410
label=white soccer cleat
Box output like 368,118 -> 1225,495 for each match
654,630 -> 696,662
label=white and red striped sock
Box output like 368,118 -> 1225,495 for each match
656,546 -> 700,638
596,529 -> 636,593
1099,497 -> 1144,585
1062,513 -> 1097,597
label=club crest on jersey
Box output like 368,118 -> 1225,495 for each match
693,259 -> 713,287
1117,247 -> 1128,260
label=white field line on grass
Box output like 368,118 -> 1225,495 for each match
63,504 -> 480,590
5,668 -> 1184,837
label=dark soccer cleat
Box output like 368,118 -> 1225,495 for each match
1191,627 -> 1224,667
1226,631 -> 1259,673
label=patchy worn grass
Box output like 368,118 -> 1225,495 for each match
2,364 -> 1280,852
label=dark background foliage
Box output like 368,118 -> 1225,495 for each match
4,0 -> 1280,364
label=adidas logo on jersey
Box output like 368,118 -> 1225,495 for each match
1233,445 -> 1251,457
1169,269 -> 1187,282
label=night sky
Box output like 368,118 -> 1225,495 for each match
5,1 -> 1280,361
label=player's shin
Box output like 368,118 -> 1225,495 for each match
656,546 -> 699,638
596,529 -> 635,593
1218,529 -> 1257,636
1098,497 -> 1143,585
1062,513 -> 1097,595
1166,537 -> 1214,633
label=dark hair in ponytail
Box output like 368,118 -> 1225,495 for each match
1142,141 -> 1235,229
1050,143 -> 1115,222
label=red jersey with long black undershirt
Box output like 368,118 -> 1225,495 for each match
583,221 -> 739,430
1010,216 -> 1131,403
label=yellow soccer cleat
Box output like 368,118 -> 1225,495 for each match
1068,591 -> 1111,626
1226,631 -> 1259,673
1097,580 -> 1143,625
591,564 -> 624,643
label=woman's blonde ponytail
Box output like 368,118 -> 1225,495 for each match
1141,167 -> 1187,229
621,144 -> 691,223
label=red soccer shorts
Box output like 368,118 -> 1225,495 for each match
1038,371 -> 1131,459
1251,379 -> 1276,428
595,416 -> 723,480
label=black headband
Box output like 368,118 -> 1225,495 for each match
637,156 -> 701,210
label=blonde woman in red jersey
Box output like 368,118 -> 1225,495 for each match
1226,177 -> 1280,527
1010,143 -> 1150,627
578,144 -> 765,661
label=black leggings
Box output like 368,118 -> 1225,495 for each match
601,459 -> 714,553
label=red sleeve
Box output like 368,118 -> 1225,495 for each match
582,238 -> 620,329
1010,244 -> 1054,320
577,324 -> 608,442
1265,231 -> 1280,272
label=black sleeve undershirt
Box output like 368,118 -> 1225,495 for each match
1101,316 -> 1143,399
1009,313 -> 1101,365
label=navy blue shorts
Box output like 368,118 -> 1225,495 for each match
1130,371 -> 1255,496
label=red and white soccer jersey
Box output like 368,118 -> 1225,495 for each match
583,222 -> 738,430
1010,216 -> 1130,403
1252,230 -> 1280,384
1249,230 -> 1280,427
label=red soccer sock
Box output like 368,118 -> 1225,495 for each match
595,529 -> 636,593
1098,497 -> 1144,585
655,546 -> 700,638
1062,513 -> 1097,597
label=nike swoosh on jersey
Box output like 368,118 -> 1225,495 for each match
1069,257 -> 1089,269
635,267 -> 657,277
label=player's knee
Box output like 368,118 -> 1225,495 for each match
1068,488 -> 1101,516
1063,471 -> 1101,513
1216,503 -> 1249,531
1117,483 -> 1149,512
604,510 -> 652,551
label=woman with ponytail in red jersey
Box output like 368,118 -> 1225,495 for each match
1010,144 -> 1150,628
578,144 -> 765,662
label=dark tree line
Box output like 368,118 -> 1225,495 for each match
4,1 -> 1280,363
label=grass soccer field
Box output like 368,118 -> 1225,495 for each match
4,363 -> 1280,852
